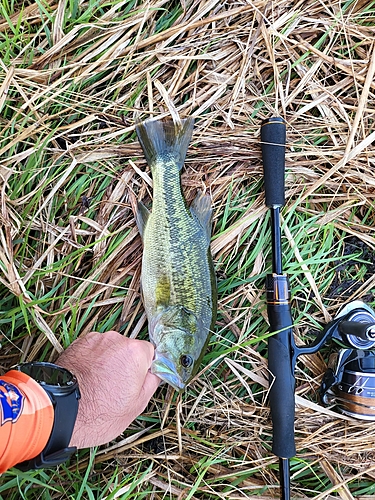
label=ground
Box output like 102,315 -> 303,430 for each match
1,0 -> 375,498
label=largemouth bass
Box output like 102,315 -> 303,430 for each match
135,117 -> 217,391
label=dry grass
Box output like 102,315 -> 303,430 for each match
1,0 -> 375,498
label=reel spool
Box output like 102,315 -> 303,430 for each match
321,349 -> 375,420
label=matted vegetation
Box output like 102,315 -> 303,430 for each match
1,0 -> 375,498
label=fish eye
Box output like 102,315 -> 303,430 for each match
180,355 -> 193,368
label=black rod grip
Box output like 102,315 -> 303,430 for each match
261,117 -> 286,208
266,274 -> 296,459
268,333 -> 296,458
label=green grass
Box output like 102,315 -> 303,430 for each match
1,0 -> 375,498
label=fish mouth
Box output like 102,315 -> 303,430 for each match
151,353 -> 186,391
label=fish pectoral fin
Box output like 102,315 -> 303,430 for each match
158,305 -> 197,332
135,201 -> 150,239
190,190 -> 213,241
135,117 -> 194,171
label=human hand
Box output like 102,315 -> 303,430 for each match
56,331 -> 160,449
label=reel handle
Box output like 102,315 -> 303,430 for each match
339,321 -> 375,342
322,304 -> 375,350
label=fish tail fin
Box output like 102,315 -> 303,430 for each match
136,117 -> 194,171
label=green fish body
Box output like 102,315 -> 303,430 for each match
135,117 -> 217,390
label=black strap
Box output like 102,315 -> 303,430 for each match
16,382 -> 80,470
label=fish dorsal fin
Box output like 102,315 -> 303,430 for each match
190,190 -> 213,241
136,117 -> 194,171
135,200 -> 150,239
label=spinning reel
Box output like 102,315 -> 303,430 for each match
319,300 -> 375,420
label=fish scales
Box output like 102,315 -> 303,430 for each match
144,160 -> 208,311
135,117 -> 217,391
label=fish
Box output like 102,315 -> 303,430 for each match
135,117 -> 217,391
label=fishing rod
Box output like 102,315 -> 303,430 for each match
261,116 -> 375,499
261,117 -> 295,500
